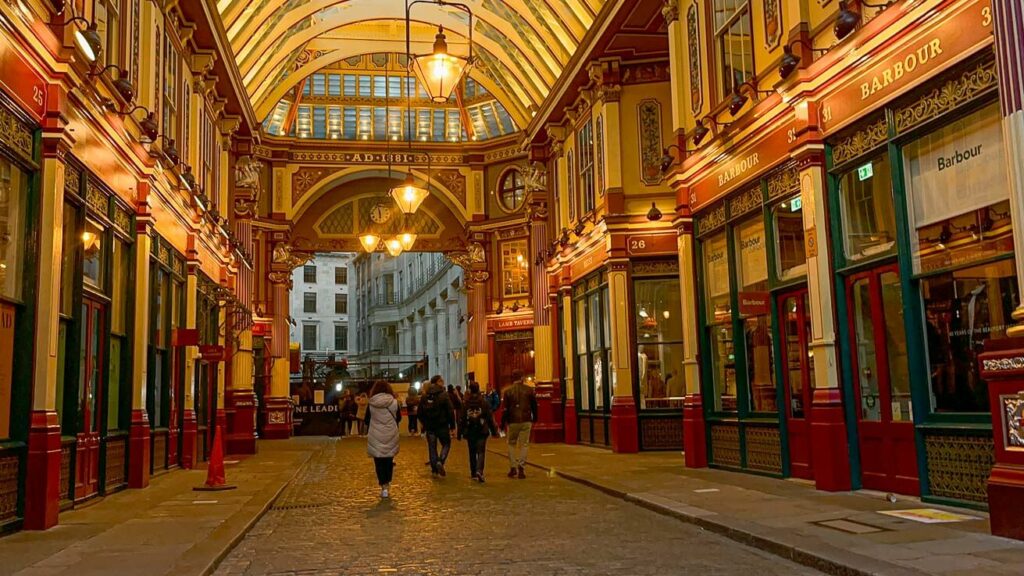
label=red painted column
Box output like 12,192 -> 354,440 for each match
608,259 -> 638,453
128,187 -> 154,489
529,195 -> 563,443
23,411 -> 61,529
809,388 -> 850,490
128,409 -> 151,488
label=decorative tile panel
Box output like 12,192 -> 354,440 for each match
104,438 -> 127,491
696,203 -> 726,237
766,163 -> 800,200
727,184 -> 763,220
687,5 -> 702,114
113,206 -> 133,235
763,0 -> 783,49
894,58 -> 998,135
710,423 -> 741,467
59,442 -> 72,504
0,104 -> 33,161
641,417 -> 683,450
832,118 -> 888,167
86,182 -> 108,215
638,99 -> 663,185
65,162 -> 82,197
745,426 -> 783,474
924,433 -> 994,503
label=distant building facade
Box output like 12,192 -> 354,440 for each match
289,253 -> 354,356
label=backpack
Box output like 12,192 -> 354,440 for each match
465,405 -> 486,434
420,391 -> 442,424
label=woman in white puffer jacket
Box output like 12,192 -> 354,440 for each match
365,380 -> 401,498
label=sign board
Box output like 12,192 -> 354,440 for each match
626,233 -> 677,256
252,321 -> 271,337
171,328 -> 199,347
198,345 -> 225,361
569,243 -> 608,281
489,315 -> 533,332
738,291 -> 771,316
690,120 -> 793,210
857,162 -> 874,182
0,34 -> 46,120
817,0 -> 993,134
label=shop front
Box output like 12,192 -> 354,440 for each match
147,236 -> 186,474
0,70 -> 42,530
827,51 -> 1006,504
694,157 -> 807,477
572,269 -> 611,447
488,315 -> 535,391
628,233 -> 686,450
193,274 -> 221,462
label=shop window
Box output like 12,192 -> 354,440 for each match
574,275 -> 610,411
82,219 -> 105,290
334,324 -> 347,351
335,293 -> 347,314
634,275 -> 685,410
703,231 -> 736,411
303,265 -> 316,283
110,238 -> 130,335
60,202 -> 79,315
567,150 -> 576,221
735,217 -> 775,412
303,324 -> 318,351
0,157 -> 27,300
773,195 -> 806,281
95,0 -> 121,69
148,267 -> 171,428
335,266 -> 347,285
501,239 -> 529,298
712,0 -> 754,99
837,154 -> 896,262
498,168 -> 526,212
578,121 -> 595,214
108,335 -> 123,430
303,292 -> 317,313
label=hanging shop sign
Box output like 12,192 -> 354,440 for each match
817,0 -> 993,134
252,321 -> 271,337
489,315 -> 533,332
0,34 -> 46,120
690,122 -> 791,211
626,233 -> 677,256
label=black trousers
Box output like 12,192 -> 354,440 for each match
373,457 -> 394,486
466,436 -> 488,476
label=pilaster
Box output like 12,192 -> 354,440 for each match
607,259 -> 638,453
128,195 -> 153,489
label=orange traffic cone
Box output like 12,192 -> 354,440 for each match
194,424 -> 236,491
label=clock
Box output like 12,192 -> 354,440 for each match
370,203 -> 392,224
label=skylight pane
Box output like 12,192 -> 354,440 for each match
328,74 -> 341,96
312,106 -> 326,138
357,107 -> 372,140
373,106 -> 386,139
311,74 -> 326,96
344,107 -> 357,139
433,109 -> 445,141
343,75 -> 357,97
358,75 -> 371,97
327,107 -> 341,138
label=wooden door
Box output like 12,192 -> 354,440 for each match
847,266 -> 919,495
779,289 -> 813,479
75,298 -> 104,501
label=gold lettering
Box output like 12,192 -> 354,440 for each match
929,38 -> 942,58
858,38 -> 943,100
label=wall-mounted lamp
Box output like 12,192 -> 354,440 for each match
90,64 -> 135,103
778,40 -> 829,79
510,301 -> 520,313
180,164 -> 197,191
107,105 -> 158,142
495,303 -> 504,315
558,228 -> 571,248
646,202 -> 663,222
692,116 -> 732,146
659,143 -> 696,174
161,137 -> 180,166
51,16 -> 102,63
728,81 -> 774,116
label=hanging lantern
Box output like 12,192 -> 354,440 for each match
390,173 -> 429,214
359,233 -> 381,253
410,26 -> 471,103
398,231 -> 417,251
384,237 -> 405,257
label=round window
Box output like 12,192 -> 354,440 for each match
498,168 -> 526,212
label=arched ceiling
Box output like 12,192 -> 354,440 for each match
215,0 -> 605,125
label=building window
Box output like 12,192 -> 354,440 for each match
574,273 -> 610,411
634,270 -> 685,410
162,35 -> 178,141
498,168 -> 526,212
577,120 -> 595,214
303,292 -> 317,313
335,293 -> 347,314
501,239 -> 530,298
0,157 -> 28,300
302,324 -> 318,351
735,216 -> 775,413
567,150 -> 576,220
702,231 -> 735,412
712,0 -> 754,99
95,0 -> 121,69
773,195 -> 807,282
303,265 -> 316,283
334,324 -> 348,351
335,266 -> 347,284
838,153 -> 896,262
82,219 -> 106,290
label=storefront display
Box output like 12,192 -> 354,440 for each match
573,270 -> 610,446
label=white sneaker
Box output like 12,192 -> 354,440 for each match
381,486 -> 390,498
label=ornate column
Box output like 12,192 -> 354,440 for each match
180,247 -> 199,469
424,310 -> 437,380
435,304 -> 449,384
24,112 -> 71,529
466,271 -> 490,390
560,280 -> 578,444
263,245 -> 294,439
128,183 -> 153,489
674,205 -> 705,467
983,0 -> 1024,541
607,257 -> 638,453
529,170 -> 563,442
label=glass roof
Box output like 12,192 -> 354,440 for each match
215,0 -> 605,130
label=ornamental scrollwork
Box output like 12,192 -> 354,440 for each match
0,102 -> 33,160
766,164 -> 800,200
661,0 -> 678,24
728,184 -> 762,220
696,203 -> 726,237
894,58 -> 998,135
687,5 -> 702,115
524,161 -> 547,193
1003,392 -> 1024,449
832,118 -> 888,167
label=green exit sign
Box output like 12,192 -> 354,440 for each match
857,162 -> 874,181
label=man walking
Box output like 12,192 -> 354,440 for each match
501,370 -> 537,479
419,375 -> 455,476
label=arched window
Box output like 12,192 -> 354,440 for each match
498,168 -> 526,211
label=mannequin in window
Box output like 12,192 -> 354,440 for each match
637,346 -> 648,404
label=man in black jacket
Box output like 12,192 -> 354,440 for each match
460,381 -> 498,482
502,370 -> 538,479
419,375 -> 456,476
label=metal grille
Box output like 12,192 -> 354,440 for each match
745,426 -> 783,474
640,417 -> 683,450
59,442 -> 73,505
104,437 -> 127,491
925,433 -> 994,504
710,423 -> 741,467
0,453 -> 19,524
153,433 -> 167,471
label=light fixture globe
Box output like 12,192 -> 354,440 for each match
359,233 -> 381,253
398,231 -> 417,251
411,26 -> 471,103
390,174 -> 429,214
74,22 -> 102,63
384,237 -> 405,257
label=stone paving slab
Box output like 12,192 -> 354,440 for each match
498,444 -> 1024,576
0,437 -> 328,576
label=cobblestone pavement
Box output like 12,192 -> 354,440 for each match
215,437 -> 822,576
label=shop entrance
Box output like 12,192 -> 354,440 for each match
847,265 -> 919,495
779,288 -> 813,479
75,297 -> 105,502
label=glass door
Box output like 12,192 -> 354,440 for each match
847,265 -> 919,495
75,297 -> 105,501
779,288 -> 813,479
